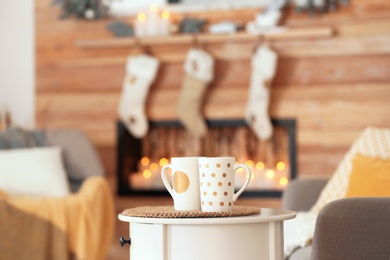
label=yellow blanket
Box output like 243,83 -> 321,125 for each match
0,176 -> 115,260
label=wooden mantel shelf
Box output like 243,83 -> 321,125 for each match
75,26 -> 333,49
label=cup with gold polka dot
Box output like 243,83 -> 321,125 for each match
199,157 -> 252,212
161,157 -> 202,211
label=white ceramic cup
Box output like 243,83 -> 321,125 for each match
161,157 -> 202,211
199,157 -> 252,212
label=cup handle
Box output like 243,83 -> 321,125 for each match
233,164 -> 252,202
161,164 -> 174,198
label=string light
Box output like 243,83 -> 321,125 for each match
137,12 -> 146,22
236,167 -> 244,173
159,158 -> 168,166
150,163 -> 159,172
266,169 -> 275,179
161,10 -> 170,20
149,4 -> 158,12
276,161 -> 286,171
138,155 -> 288,189
143,169 -> 152,179
279,177 -> 288,186
245,160 -> 254,168
256,162 -> 265,170
140,157 -> 150,166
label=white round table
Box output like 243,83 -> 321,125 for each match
118,208 -> 296,260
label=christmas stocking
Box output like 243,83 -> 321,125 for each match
118,54 -> 160,138
245,44 -> 278,141
177,48 -> 214,137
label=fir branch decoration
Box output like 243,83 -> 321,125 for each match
107,21 -> 134,37
51,0 -> 109,20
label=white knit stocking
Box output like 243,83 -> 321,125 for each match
245,44 -> 278,141
118,54 -> 160,138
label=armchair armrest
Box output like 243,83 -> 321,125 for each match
311,197 -> 390,260
282,178 -> 328,211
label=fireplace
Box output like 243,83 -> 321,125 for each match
116,118 -> 296,197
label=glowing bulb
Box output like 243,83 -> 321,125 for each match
143,169 -> 152,179
266,169 -> 275,179
161,10 -> 170,20
245,160 -> 254,168
150,4 -> 158,12
159,158 -> 168,166
250,173 -> 255,181
236,167 -> 244,173
137,12 -> 146,22
256,162 -> 265,170
276,161 -> 286,171
150,163 -> 159,172
279,177 -> 288,186
140,157 -> 150,166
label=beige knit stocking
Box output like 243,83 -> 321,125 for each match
177,48 -> 214,137
177,75 -> 209,137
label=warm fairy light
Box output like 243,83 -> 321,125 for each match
159,158 -> 168,166
236,167 -> 244,173
276,161 -> 286,171
256,162 -> 265,170
140,157 -> 150,166
137,12 -> 146,22
161,10 -> 170,20
150,163 -> 159,172
143,169 -> 152,179
165,167 -> 172,175
266,169 -> 275,179
250,173 -> 255,181
149,4 -> 158,12
245,160 -> 254,168
279,177 -> 288,186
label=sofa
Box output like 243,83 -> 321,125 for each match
282,178 -> 390,260
0,127 -> 115,260
282,126 -> 390,259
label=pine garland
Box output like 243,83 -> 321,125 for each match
51,0 -> 108,19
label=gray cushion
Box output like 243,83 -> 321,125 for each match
46,130 -> 104,192
0,127 -> 48,149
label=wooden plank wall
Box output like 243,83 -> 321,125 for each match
35,0 -> 390,188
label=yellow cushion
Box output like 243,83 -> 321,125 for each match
345,153 -> 390,197
310,127 -> 390,212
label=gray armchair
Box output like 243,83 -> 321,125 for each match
282,178 -> 390,260
0,127 -> 114,260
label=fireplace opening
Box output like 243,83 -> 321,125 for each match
116,118 -> 296,197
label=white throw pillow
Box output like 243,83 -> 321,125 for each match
0,146 -> 70,197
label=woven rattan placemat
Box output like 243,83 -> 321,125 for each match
121,205 -> 261,218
